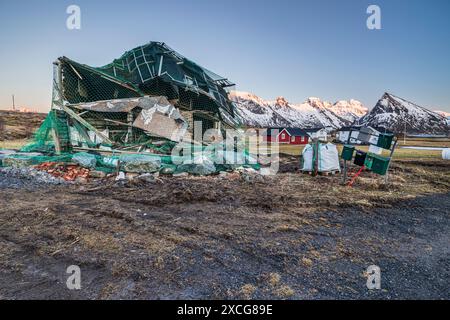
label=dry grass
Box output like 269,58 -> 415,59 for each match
0,110 -> 46,141
273,285 -> 295,298
80,232 -> 123,253
0,139 -> 29,149
246,136 -> 449,160
239,284 -> 257,299
268,273 -> 281,287
274,141 -> 447,160
301,257 -> 313,267
398,137 -> 450,147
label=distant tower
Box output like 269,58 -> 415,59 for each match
12,94 -> 15,111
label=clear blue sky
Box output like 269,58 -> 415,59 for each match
0,0 -> 449,112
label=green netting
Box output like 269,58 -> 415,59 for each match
3,143 -> 259,174
56,42 -> 241,130
20,110 -> 70,153
2,42 -> 256,176
22,41 -> 243,158
0,153 -> 73,167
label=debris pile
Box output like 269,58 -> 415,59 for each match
1,42 -> 266,181
34,162 -> 90,182
0,167 -> 66,187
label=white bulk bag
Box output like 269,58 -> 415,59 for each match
302,143 -> 341,172
442,148 -> 450,160
302,144 -> 314,171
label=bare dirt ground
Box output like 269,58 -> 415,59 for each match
0,156 -> 449,299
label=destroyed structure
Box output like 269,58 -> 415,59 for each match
1,42 -> 261,179
29,42 -> 241,154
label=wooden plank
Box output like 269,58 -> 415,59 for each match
68,63 -> 83,80
384,138 -> 398,184
73,146 -> 154,156
61,105 -> 114,146
72,120 -> 95,148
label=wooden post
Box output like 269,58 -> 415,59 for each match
342,128 -> 353,184
126,112 -> 133,143
384,138 -> 398,184
51,128 -> 62,154
342,159 -> 347,184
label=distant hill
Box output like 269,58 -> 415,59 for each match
0,110 -> 47,141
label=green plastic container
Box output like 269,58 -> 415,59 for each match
377,133 -> 394,149
364,153 -> 390,175
341,145 -> 355,161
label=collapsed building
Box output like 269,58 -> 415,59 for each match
28,42 -> 241,154
3,42 -> 261,178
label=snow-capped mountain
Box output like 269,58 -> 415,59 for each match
228,92 -> 288,128
230,91 -> 352,129
357,93 -> 449,134
327,99 -> 368,122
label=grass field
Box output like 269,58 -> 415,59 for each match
254,137 -> 449,160
275,143 -> 444,159
1,137 -> 449,160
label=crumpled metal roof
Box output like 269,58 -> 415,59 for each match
58,42 -> 237,124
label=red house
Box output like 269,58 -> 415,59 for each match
264,128 -> 309,145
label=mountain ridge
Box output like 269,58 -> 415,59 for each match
229,91 -> 367,129
357,92 -> 449,134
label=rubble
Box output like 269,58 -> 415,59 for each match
0,167 -> 66,186
176,163 -> 216,176
115,172 -> 126,181
72,152 -> 97,169
136,173 -> 157,183
2,156 -> 34,168
126,173 -> 139,181
1,42 -> 262,179
119,154 -> 161,173
240,168 -> 266,183
159,165 -> 177,175
34,162 -> 90,182
1,152 -> 43,167
89,170 -> 107,179
173,172 -> 189,178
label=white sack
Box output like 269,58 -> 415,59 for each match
302,143 -> 341,172
443,148 -> 450,160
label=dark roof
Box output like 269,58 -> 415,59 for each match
266,127 -> 308,137
285,128 -> 308,136
338,125 -> 362,131
304,127 -> 325,132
